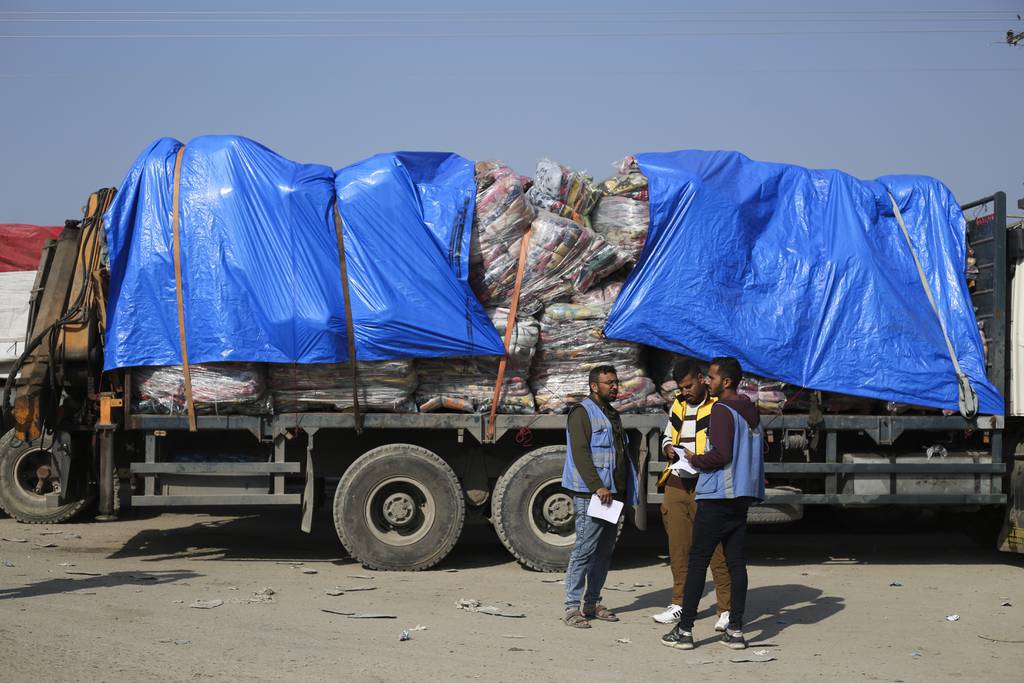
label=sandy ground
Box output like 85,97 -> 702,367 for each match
1,507 -> 1022,683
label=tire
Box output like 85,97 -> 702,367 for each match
0,430 -> 93,524
748,487 -> 804,525
492,446 -> 578,572
333,443 -> 464,571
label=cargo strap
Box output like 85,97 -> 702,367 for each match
333,202 -> 363,434
888,193 -> 979,419
171,146 -> 197,432
487,226 -> 533,440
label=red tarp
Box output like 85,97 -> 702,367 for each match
0,224 -> 63,272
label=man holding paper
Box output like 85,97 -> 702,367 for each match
651,358 -> 732,628
561,365 -> 639,629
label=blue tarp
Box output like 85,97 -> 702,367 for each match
604,150 -> 1003,415
103,136 -> 504,370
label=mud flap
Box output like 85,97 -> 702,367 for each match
998,454 -> 1023,553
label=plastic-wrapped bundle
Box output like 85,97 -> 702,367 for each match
530,303 -> 663,414
416,309 -> 537,414
592,195 -> 650,263
470,161 -> 535,305
132,363 -> 271,415
525,159 -> 602,226
600,156 -> 650,201
737,376 -> 789,415
268,361 -> 417,413
501,210 -> 628,316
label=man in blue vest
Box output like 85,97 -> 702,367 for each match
661,356 -> 765,650
561,364 -> 639,629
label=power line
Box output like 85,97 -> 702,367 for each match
0,29 -> 1001,40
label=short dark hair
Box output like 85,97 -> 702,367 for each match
589,365 -> 618,386
710,356 -> 742,388
671,357 -> 704,383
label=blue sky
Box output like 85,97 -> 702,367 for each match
1,0 -> 1022,223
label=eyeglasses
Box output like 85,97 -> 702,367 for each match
597,380 -> 620,386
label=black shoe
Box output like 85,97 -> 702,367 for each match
721,628 -> 747,650
661,624 -> 694,650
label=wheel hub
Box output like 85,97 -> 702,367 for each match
381,492 -> 416,527
541,492 -> 573,527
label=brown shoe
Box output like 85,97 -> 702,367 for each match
563,608 -> 592,628
582,604 -> 619,622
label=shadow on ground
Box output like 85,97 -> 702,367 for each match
0,569 -> 200,601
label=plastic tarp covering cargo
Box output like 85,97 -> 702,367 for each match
103,136 -> 504,370
605,150 -> 1003,415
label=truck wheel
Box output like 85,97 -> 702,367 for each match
333,443 -> 464,571
0,430 -> 93,524
492,446 -> 577,572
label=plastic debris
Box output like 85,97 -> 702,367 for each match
399,629 -> 412,642
540,578 -> 563,584
502,634 -> 526,639
65,570 -> 101,576
890,582 -> 903,587
301,568 -> 318,575
1000,600 -> 1012,607
348,574 -> 375,580
39,530 -> 64,535
348,613 -> 398,619
946,614 -> 960,622
248,587 -> 275,604
603,585 -> 636,592
911,651 -> 922,658
409,625 -> 427,632
58,562 -> 74,567
455,598 -> 525,618
753,649 -> 770,656
189,599 -> 224,609
328,586 -> 376,595
2,537 -> 27,543
730,655 -> 776,663
686,658 -> 715,665
508,647 -> 536,652
616,638 -> 631,644
2,560 -> 13,568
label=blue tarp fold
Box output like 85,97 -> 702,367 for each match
103,136 -> 503,370
604,150 -> 1003,415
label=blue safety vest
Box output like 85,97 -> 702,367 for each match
696,403 -> 765,501
562,397 -> 639,505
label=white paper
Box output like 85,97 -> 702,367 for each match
586,494 -> 624,523
670,447 -> 699,475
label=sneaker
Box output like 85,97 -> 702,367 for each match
721,628 -> 747,650
714,610 -> 730,632
652,604 -> 683,624
660,624 -> 694,650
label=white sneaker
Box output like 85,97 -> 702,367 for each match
652,604 -> 683,624
715,610 -> 730,632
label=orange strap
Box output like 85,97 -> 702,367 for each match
333,202 -> 362,434
170,147 -> 197,432
487,226 -> 533,440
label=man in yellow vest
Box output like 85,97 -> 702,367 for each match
651,358 -> 732,628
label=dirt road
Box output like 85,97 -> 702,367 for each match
1,508 -> 1021,682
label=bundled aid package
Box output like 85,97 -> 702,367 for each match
416,308 -> 538,414
131,363 -> 271,415
530,290 -> 663,414
268,361 -> 417,413
525,159 -> 602,227
469,161 -> 535,306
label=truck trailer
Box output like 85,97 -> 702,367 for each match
1,159 -> 1020,572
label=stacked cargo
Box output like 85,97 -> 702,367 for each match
132,363 -> 271,415
267,361 -> 417,413
415,308 -> 538,414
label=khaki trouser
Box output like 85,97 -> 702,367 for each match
660,482 -> 731,611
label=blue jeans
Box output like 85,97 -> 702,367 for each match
564,495 -> 619,611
